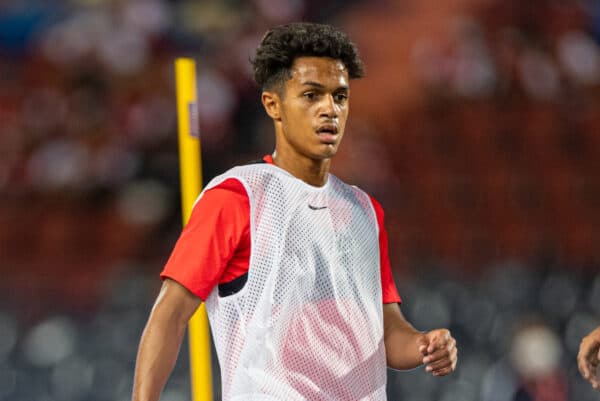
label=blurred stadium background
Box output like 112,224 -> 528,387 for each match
1,0 -> 600,400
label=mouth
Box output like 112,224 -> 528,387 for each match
315,124 -> 339,144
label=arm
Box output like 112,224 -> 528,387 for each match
383,303 -> 425,370
383,303 -> 457,375
372,197 -> 457,374
132,278 -> 201,401
578,326 -> 600,390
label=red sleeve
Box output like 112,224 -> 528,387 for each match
160,178 -> 250,301
369,195 -> 402,304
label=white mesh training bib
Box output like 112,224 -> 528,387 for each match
204,163 -> 387,401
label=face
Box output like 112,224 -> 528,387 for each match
264,56 -> 350,162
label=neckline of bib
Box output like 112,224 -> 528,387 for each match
261,163 -> 332,191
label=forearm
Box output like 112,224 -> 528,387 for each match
383,303 -> 457,375
384,321 -> 425,370
132,280 -> 200,401
132,312 -> 188,401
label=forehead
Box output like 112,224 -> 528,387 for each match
288,57 -> 349,87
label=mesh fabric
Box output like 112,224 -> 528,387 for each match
204,164 -> 387,401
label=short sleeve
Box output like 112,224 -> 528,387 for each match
160,178 -> 250,301
369,195 -> 402,304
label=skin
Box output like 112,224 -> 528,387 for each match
578,326 -> 600,390
132,279 -> 200,401
261,57 -> 350,187
132,56 -> 457,401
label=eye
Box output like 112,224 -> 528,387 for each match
303,92 -> 316,100
334,92 -> 348,103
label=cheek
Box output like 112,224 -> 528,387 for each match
337,103 -> 349,116
338,108 -> 349,126
287,102 -> 313,122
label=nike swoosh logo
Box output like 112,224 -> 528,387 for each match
308,205 -> 328,210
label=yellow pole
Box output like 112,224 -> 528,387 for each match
174,57 -> 213,401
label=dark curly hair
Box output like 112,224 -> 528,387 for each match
251,22 -> 365,92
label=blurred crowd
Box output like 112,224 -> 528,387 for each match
335,0 -> 600,274
1,261 -> 599,401
0,0 -> 356,315
1,0 -> 600,400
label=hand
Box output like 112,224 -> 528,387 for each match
418,329 -> 457,377
578,326 -> 600,390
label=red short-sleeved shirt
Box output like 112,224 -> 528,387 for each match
161,156 -> 401,304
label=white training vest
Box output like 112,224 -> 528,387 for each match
204,163 -> 387,401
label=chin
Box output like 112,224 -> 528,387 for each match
313,146 -> 338,160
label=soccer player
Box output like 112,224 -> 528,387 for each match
578,326 -> 600,390
132,22 -> 458,401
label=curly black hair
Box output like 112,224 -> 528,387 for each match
251,22 -> 365,91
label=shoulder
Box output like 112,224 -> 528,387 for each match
352,182 -> 386,225
203,178 -> 248,201
367,194 -> 385,218
210,160 -> 277,183
203,159 -> 270,194
188,177 -> 249,226
211,164 -> 294,201
330,175 -> 385,214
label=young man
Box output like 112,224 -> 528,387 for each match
579,326 -> 600,390
133,23 -> 457,401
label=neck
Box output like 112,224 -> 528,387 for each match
272,150 -> 330,187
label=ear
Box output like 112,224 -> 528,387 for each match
262,90 -> 281,121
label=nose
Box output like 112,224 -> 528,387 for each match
319,94 -> 337,119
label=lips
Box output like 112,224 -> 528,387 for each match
316,123 -> 339,144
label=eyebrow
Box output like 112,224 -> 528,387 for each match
301,81 -> 349,91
